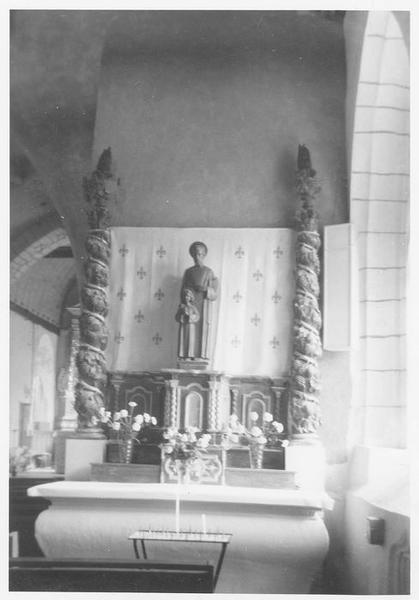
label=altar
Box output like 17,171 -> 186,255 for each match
33,149 -> 329,594
28,481 -> 329,594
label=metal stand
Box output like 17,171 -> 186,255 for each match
129,530 -> 232,590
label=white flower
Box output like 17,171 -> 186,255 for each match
120,409 -> 128,418
257,436 -> 267,445
100,416 -> 109,423
165,446 -> 174,454
128,401 -> 138,408
143,413 -> 151,423
132,422 -> 141,431
272,421 -> 284,433
185,426 -> 200,435
163,427 -> 177,439
263,412 -> 273,423
281,440 -> 289,448
180,434 -> 188,442
134,414 -> 144,424
112,422 -> 121,431
91,416 -> 98,425
249,411 -> 259,422
113,412 -> 121,421
99,407 -> 105,416
250,426 -> 262,437
151,417 -> 157,425
105,411 -> 111,418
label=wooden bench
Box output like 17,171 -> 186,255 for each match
9,557 -> 214,592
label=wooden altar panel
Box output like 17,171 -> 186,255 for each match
108,372 -> 166,424
107,371 -> 289,433
229,376 -> 288,431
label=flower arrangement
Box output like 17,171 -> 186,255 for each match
162,426 -> 211,463
99,401 -> 158,443
223,412 -> 289,449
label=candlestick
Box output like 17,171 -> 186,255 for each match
201,513 -> 207,534
175,490 -> 180,533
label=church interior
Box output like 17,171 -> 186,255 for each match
9,10 -> 410,595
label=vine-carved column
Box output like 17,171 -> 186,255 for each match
74,148 -> 118,437
289,145 -> 322,441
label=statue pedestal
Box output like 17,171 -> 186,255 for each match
177,358 -> 209,371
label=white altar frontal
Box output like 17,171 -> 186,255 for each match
28,481 -> 329,594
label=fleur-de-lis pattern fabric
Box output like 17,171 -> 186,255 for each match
108,228 -> 295,377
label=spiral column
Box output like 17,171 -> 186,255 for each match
289,145 -> 322,439
74,148 -> 117,436
169,380 -> 179,428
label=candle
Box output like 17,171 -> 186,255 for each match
201,513 -> 207,534
175,491 -> 180,533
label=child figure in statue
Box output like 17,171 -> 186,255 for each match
175,288 -> 200,359
176,241 -> 218,361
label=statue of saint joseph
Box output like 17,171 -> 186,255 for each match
175,241 -> 218,361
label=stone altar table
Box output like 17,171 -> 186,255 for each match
28,481 -> 329,594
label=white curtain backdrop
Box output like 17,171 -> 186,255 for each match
107,227 -> 295,377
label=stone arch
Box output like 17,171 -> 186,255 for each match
11,225 -> 70,286
348,12 -> 409,448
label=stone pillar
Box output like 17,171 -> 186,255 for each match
54,306 -> 81,473
58,306 -> 80,430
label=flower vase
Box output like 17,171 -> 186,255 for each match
106,440 -> 122,463
121,439 -> 134,464
249,442 -> 265,469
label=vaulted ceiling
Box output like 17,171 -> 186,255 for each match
10,10 -> 112,328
